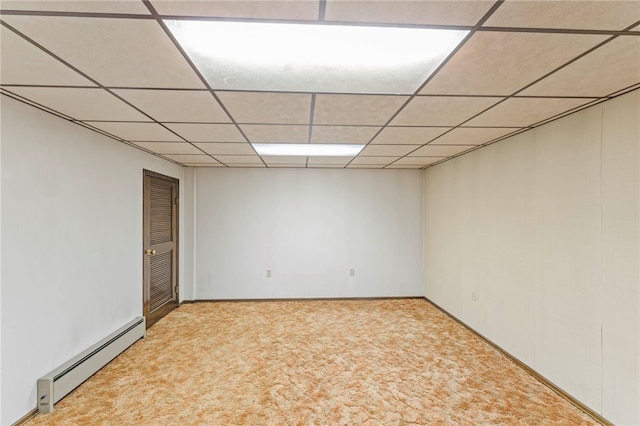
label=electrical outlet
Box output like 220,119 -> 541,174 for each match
349,268 -> 355,277
266,270 -> 272,278
471,291 -> 477,302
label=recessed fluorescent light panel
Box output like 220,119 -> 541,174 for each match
166,21 -> 468,94
253,144 -> 364,156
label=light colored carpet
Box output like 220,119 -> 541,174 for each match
28,299 -> 599,425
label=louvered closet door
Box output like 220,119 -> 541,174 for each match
143,171 -> 179,328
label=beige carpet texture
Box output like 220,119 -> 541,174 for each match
28,299 -> 600,425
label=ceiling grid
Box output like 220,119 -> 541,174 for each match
1,0 -> 638,169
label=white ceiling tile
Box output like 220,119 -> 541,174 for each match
349,156 -> 398,165
165,123 -> 245,142
421,32 -> 607,96
131,142 -> 202,155
465,97 -> 596,127
431,127 -> 520,145
215,155 -> 264,164
150,0 -> 320,20
262,156 -> 308,165
325,0 -> 495,26
2,16 -> 204,88
520,36 -> 640,97
391,157 -> 447,166
371,127 -> 450,145
359,144 -> 420,156
216,92 -> 312,124
311,126 -> 380,144
410,145 -> 473,156
484,1 -> 640,30
1,1 -> 151,14
164,154 -> 220,164
194,143 -> 256,155
6,87 -> 148,121
307,156 -> 352,165
88,122 -> 182,141
391,96 -> 501,126
113,90 -> 231,123
0,26 -> 96,86
314,95 -> 408,125
240,124 -> 309,143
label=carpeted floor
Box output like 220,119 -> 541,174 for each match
28,299 -> 599,425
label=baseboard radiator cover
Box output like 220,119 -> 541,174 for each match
37,317 -> 146,414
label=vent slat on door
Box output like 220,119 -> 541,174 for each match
150,184 -> 172,245
150,251 -> 172,311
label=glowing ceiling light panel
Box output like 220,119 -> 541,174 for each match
253,143 -> 364,156
166,20 -> 468,94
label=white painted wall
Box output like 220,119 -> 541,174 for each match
182,167 -> 196,301
423,90 -> 640,425
0,96 -> 186,425
195,168 -> 423,299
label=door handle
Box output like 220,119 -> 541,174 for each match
145,249 -> 156,256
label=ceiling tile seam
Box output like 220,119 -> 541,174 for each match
1,83 -> 607,101
606,83 -> 640,98
478,26 -> 640,37
70,121 -> 180,160
0,87 -> 77,121
383,130 -> 470,169
0,89 -> 186,168
354,0 -> 506,169
142,0 -> 263,168
381,104 -> 509,164
456,126 -> 523,129
508,23 -> 640,98
511,95 -> 607,99
82,120 -> 154,124
421,79 -> 637,172
81,120 -> 233,125
213,88 -> 411,96
160,120 -> 239,125
413,93 -> 512,99
524,98 -> 609,128
422,126 -> 537,169
0,19 -> 220,165
241,123 -> 382,128
110,87 -> 209,91
420,91 -> 626,170
0,10 -> 154,19
0,20 -> 104,85
2,9 -> 635,36
0,84 -> 99,89
384,0 -> 516,168
439,29 -> 635,135
157,14 -> 473,31
81,89 -> 224,163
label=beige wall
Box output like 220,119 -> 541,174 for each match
423,90 -> 639,425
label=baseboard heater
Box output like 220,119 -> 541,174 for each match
37,317 -> 146,414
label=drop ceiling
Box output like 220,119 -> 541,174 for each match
1,0 -> 639,169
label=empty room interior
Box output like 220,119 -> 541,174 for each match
1,0 -> 639,425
